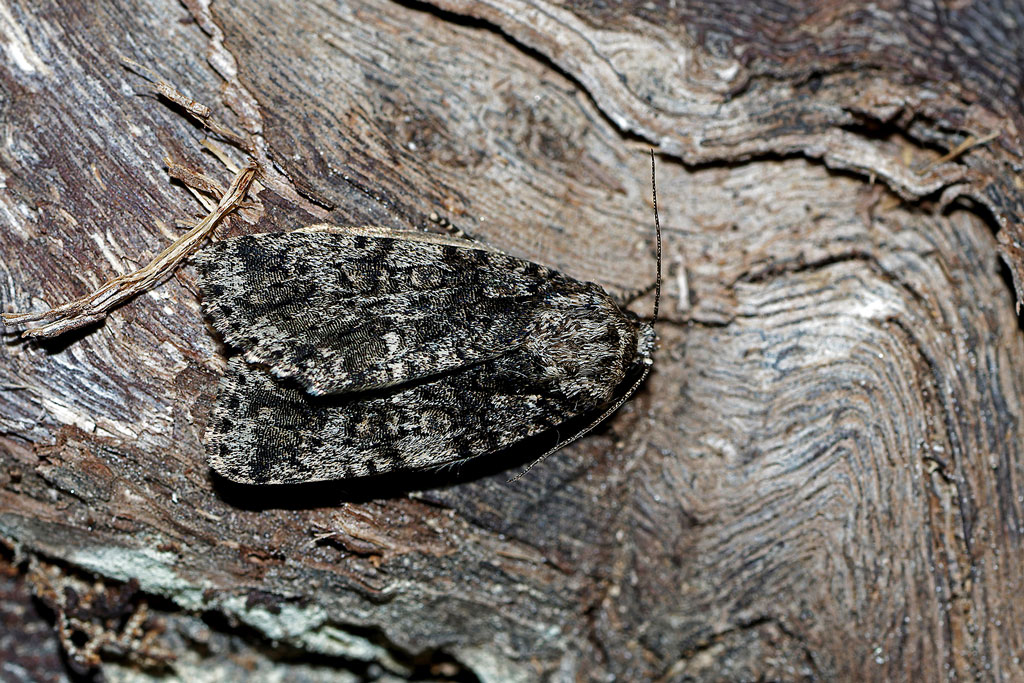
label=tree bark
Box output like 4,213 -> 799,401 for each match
3,0 -> 1024,680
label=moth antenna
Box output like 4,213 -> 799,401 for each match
651,148 -> 662,326
508,152 -> 661,482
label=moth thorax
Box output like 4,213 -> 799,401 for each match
526,290 -> 639,403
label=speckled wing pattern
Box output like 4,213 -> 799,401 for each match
195,226 -> 654,484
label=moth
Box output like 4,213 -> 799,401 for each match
196,165 -> 661,485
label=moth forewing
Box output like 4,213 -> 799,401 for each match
203,150 -> 661,484
198,226 -> 657,484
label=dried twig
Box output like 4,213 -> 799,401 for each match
2,59 -> 261,339
915,130 -> 999,175
3,164 -> 257,338
165,157 -> 226,198
121,57 -> 253,153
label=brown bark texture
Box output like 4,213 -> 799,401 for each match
2,0 -> 1024,681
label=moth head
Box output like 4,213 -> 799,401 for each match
636,321 -> 657,368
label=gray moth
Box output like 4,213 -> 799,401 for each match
196,170 -> 661,485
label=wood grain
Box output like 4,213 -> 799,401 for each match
2,0 -> 1024,680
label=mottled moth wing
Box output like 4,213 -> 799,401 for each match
197,226 -> 655,484
194,226 -> 538,395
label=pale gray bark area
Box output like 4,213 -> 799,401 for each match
2,1 -> 1024,680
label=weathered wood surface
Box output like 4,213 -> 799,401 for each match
3,0 -> 1024,680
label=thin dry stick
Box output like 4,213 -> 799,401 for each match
3,164 -> 257,338
165,157 -> 226,199
121,58 -> 253,153
915,130 -> 1000,175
